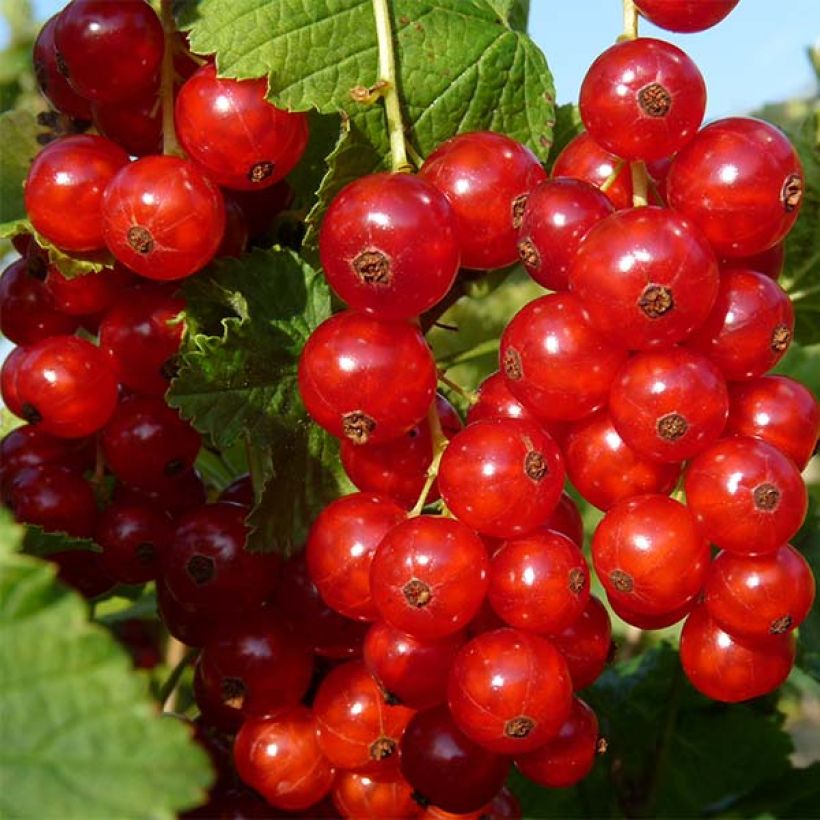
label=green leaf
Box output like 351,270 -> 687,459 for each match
547,102 -> 583,168
0,551 -> 212,818
793,492 -> 820,682
168,247 -> 352,555
22,525 -> 101,558
0,507 -> 24,557
0,108 -> 39,225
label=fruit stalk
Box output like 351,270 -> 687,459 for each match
622,0 -> 639,40
160,0 -> 181,156
409,399 -> 449,516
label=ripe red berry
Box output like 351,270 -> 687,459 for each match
319,173 -> 459,319
0,257 -> 78,345
99,285 -> 185,395
686,269 -> 794,380
332,770 -> 417,820
234,707 -> 335,811
400,706 -> 511,816
564,410 -> 680,511
500,293 -> 627,422
340,394 -> 462,508
176,64 -> 309,191
607,594 -> 696,630
370,516 -> 490,640
548,595 -> 613,690
447,628 -> 573,754
363,622 -> 466,710
570,207 -> 719,349
438,418 -> 564,539
101,396 -> 201,489
32,15 -> 92,120
218,474 -> 253,508
552,132 -> 633,209
113,467 -> 206,520
6,465 -> 97,537
704,544 -> 815,640
467,371 -> 539,426
579,38 -> 706,161
726,376 -> 819,470
313,660 -> 414,774
51,549 -> 115,599
667,118 -> 804,257
11,336 -> 119,438
298,311 -> 437,445
418,131 -> 547,270
684,436 -> 808,555
542,492 -> 584,547
102,155 -> 226,280
517,178 -> 615,291
25,135 -> 129,252
156,579 -> 215,647
721,242 -> 786,280
680,605 -> 795,702
488,530 -> 590,634
306,492 -> 407,621
634,0 -> 740,33
45,264 -> 129,318
162,502 -> 279,615
54,0 -> 164,103
1,346 -> 29,419
198,609 -> 313,718
514,697 -> 599,788
592,495 -> 710,616
91,91 -> 162,157
609,347 -> 729,463
96,501 -> 173,585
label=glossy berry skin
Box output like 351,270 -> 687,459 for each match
370,516 -> 490,640
364,622 -> 466,710
162,502 -> 280,615
306,492 -> 407,622
1,346 -> 29,419
552,132 -> 633,210
32,15 -> 92,119
543,492 -> 584,547
680,605 -> 795,703
684,436 -> 808,556
726,376 -> 819,470
102,155 -> 226,280
101,396 -> 201,489
448,628 -> 572,754
0,425 -> 93,493
467,371 -> 539,426
608,594 -> 695,630
298,311 -> 437,445
418,131 -> 547,270
54,0 -> 164,103
721,242 -> 786,280
502,293 -> 627,423
0,258 -> 78,345
570,207 -> 719,350
400,705 -> 511,815
667,118 -> 804,257
634,0 -> 740,32
341,394 -> 462,508
12,336 -> 119,438
609,347 -> 729,463
319,173 -> 459,319
332,771 -> 416,819
548,596 -> 613,691
564,410 -> 680,511
176,64 -> 309,191
579,38 -> 706,161
156,580 -> 215,647
515,697 -> 599,788
686,269 -> 794,381
25,135 -> 129,252
313,661 -> 414,774
517,178 -> 615,291
45,265 -> 128,318
234,707 -> 335,811
6,465 -> 97,537
99,285 -> 185,395
438,418 -> 565,539
592,495 -> 710,616
704,544 -> 815,640
489,530 -> 590,634
275,553 -> 368,658
198,609 -> 313,718
91,91 -> 162,157
95,501 -> 173,585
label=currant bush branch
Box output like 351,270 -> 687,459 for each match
630,161 -> 649,207
160,0 -> 181,157
621,0 -> 639,41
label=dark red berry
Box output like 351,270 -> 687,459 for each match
91,90 -> 162,157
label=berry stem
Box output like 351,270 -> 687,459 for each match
437,338 -> 500,370
409,400 -> 449,517
159,640 -> 197,712
159,0 -> 181,157
630,161 -> 649,207
371,0 -> 412,173
438,371 -> 478,405
621,0 -> 639,40
599,159 -> 626,193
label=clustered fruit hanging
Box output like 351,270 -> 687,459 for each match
0,0 -> 817,817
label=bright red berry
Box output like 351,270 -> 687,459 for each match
467,371 -> 538,426
102,155 -> 226,280
607,594 -> 696,630
91,91 -> 162,157
548,595 -> 613,690
45,264 -> 129,318
721,242 -> 786,280
634,0 -> 740,32
298,311 -> 437,445
542,491 -> 584,547
418,131 -> 547,270
1,346 -> 29,419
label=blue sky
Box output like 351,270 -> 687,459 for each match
3,0 -> 818,118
